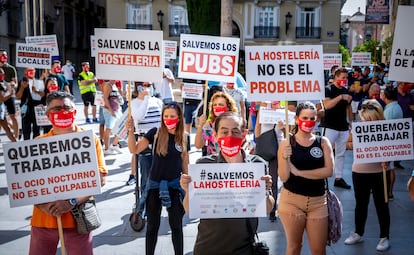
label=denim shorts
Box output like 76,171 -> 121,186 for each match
0,103 -> 5,120
102,107 -> 120,129
184,103 -> 198,124
277,188 -> 328,220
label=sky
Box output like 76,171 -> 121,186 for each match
341,0 -> 366,16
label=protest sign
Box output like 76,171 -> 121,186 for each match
182,82 -> 203,100
323,54 -> 342,70
163,40 -> 177,60
34,105 -> 51,126
259,108 -> 295,125
351,52 -> 371,67
188,162 -> 266,219
388,6 -> 414,83
3,130 -> 101,207
112,110 -> 128,140
245,45 -> 325,101
25,34 -> 59,56
94,28 -> 163,81
16,43 -> 53,69
352,118 -> 413,163
365,0 -> 390,24
178,34 -> 240,82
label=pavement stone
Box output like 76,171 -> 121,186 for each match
1,86 -> 414,254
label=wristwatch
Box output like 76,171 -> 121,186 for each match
69,198 -> 78,206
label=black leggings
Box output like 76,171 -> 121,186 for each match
145,188 -> 184,255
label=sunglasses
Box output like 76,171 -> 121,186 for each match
361,104 -> 378,111
164,101 -> 179,108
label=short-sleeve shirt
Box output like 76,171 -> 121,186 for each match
321,84 -> 349,131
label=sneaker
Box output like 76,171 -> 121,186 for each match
86,118 -> 92,123
104,148 -> 117,156
126,174 -> 136,186
110,144 -> 123,154
344,232 -> 363,245
93,118 -> 99,123
376,238 -> 390,251
334,178 -> 351,189
394,161 -> 404,169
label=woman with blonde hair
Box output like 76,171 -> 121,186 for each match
194,91 -> 238,155
127,101 -> 189,255
344,99 -> 391,252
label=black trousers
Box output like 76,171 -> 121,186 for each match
145,188 -> 184,255
22,110 -> 40,140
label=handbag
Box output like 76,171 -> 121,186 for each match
325,179 -> 343,245
71,199 -> 102,234
255,125 -> 278,161
246,219 -> 270,255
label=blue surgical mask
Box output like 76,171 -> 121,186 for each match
383,77 -> 389,84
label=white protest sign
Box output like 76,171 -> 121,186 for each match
34,105 -> 51,126
94,28 -> 163,81
112,110 -> 128,140
178,34 -> 240,82
188,162 -> 266,219
16,43 -> 53,69
245,45 -> 325,101
90,35 -> 97,57
182,82 -> 203,100
163,40 -> 177,60
351,52 -> 371,67
388,6 -> 414,83
3,130 -> 102,207
259,108 -> 295,125
323,54 -> 342,70
352,118 -> 413,163
25,34 -> 59,56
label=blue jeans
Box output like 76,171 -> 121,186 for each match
137,154 -> 153,194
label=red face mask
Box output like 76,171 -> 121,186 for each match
26,70 -> 35,79
53,66 -> 61,73
48,84 -> 59,92
298,119 -> 316,133
371,94 -> 380,100
226,83 -> 235,88
164,117 -> 179,130
353,73 -> 359,78
49,110 -> 75,128
84,67 -> 90,72
213,106 -> 227,117
401,84 -> 410,93
0,74 -> 4,81
217,136 -> 243,157
0,55 -> 8,63
337,79 -> 347,87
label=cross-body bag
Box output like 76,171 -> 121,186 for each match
246,218 -> 269,255
71,199 -> 102,234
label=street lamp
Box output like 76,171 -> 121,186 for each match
157,10 -> 164,30
285,12 -> 292,35
54,1 -> 62,17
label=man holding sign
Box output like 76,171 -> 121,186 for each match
181,112 -> 274,254
29,92 -> 107,254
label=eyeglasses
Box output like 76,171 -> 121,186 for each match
361,104 -> 378,111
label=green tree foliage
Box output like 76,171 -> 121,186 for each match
186,0 -> 221,35
339,44 -> 351,66
353,40 -> 382,64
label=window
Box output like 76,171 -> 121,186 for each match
169,5 -> 190,37
126,3 -> 152,30
254,6 -> 279,38
296,7 -> 321,39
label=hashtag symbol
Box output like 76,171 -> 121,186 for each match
200,169 -> 206,180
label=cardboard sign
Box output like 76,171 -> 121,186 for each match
94,28 -> 163,81
25,34 -> 59,56
323,54 -> 342,70
182,82 -> 203,100
351,52 -> 371,67
16,43 -> 53,69
34,105 -> 51,126
178,34 -> 240,82
3,130 -> 101,207
352,118 -> 413,163
163,40 -> 177,60
245,45 -> 325,101
388,6 -> 414,83
188,162 -> 266,219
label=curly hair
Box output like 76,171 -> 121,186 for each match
359,99 -> 384,121
208,91 -> 238,122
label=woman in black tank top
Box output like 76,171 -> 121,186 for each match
277,101 -> 334,255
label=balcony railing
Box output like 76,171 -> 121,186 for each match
126,24 -> 153,30
295,27 -> 321,39
254,26 -> 280,39
169,25 -> 190,37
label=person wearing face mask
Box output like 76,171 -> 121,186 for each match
343,99 -> 391,252
0,67 -> 16,142
29,91 -> 107,255
320,67 -> 353,189
16,67 -> 45,140
348,67 -> 369,121
180,111 -> 274,254
40,78 -> 61,134
48,60 -> 70,93
194,92 -> 238,156
356,83 -> 386,117
61,60 -> 76,95
78,62 -> 98,123
278,101 -> 334,255
127,101 -> 189,255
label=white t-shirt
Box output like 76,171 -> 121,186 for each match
155,68 -> 174,100
61,64 -> 75,80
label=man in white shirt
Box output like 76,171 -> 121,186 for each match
155,65 -> 175,104
61,60 -> 76,95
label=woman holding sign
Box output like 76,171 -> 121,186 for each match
278,101 -> 334,255
127,101 -> 189,255
343,99 -> 391,252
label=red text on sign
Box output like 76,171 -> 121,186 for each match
181,51 -> 235,76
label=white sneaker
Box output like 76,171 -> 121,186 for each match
344,232 -> 363,245
376,238 -> 390,251
110,144 -> 122,154
104,148 -> 117,156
